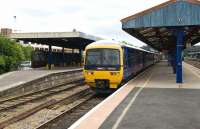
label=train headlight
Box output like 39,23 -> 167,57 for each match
86,71 -> 94,75
110,72 -> 120,76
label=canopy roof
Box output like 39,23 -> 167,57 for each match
121,0 -> 200,51
10,32 -> 101,49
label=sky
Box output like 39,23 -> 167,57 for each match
0,0 -> 170,47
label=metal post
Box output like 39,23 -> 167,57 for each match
79,49 -> 82,66
48,45 -> 52,70
176,29 -> 184,83
72,49 -> 74,66
169,51 -> 176,74
62,47 -> 65,67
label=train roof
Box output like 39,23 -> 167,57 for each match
86,40 -> 156,54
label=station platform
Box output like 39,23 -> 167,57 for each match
0,67 -> 82,92
69,61 -> 200,129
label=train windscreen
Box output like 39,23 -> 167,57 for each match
85,49 -> 120,70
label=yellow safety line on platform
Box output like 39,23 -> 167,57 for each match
112,71 -> 153,129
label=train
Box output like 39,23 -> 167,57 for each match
83,40 -> 160,93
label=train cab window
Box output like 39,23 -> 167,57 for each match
85,49 -> 101,65
102,49 -> 120,65
85,49 -> 120,70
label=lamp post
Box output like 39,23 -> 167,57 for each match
13,16 -> 17,32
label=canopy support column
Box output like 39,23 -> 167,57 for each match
176,29 -> 184,83
62,47 -> 65,67
79,49 -> 83,66
72,49 -> 74,66
48,45 -> 52,70
169,51 -> 176,74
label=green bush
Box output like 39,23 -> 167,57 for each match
0,35 -> 33,74
0,56 -> 5,74
22,45 -> 33,60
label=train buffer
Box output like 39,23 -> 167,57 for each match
69,61 -> 200,129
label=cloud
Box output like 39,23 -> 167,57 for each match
0,0 -> 168,46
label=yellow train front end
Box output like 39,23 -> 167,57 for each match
83,41 -> 124,92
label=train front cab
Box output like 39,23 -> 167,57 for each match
84,45 -> 124,92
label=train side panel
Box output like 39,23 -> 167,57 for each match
122,47 -> 144,81
143,52 -> 154,68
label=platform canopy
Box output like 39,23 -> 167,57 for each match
121,0 -> 200,51
10,31 -> 101,49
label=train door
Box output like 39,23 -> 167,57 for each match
123,47 -> 129,79
142,52 -> 146,68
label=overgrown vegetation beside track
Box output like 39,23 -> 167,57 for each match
0,35 -> 33,74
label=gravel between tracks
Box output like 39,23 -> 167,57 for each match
41,94 -> 109,129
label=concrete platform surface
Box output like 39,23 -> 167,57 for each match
101,88 -> 200,129
0,67 -> 82,92
69,61 -> 200,129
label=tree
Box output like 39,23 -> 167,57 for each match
22,45 -> 33,60
0,56 -> 5,74
0,35 -> 33,74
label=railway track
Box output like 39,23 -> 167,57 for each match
0,80 -> 92,129
35,94 -> 108,129
0,80 -> 84,112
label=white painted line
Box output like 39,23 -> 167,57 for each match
68,67 -> 153,129
183,62 -> 200,72
184,64 -> 200,79
183,62 -> 200,75
0,81 -> 25,91
112,72 -> 153,129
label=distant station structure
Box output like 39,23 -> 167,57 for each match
1,28 -> 101,69
121,0 -> 200,84
184,45 -> 200,58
